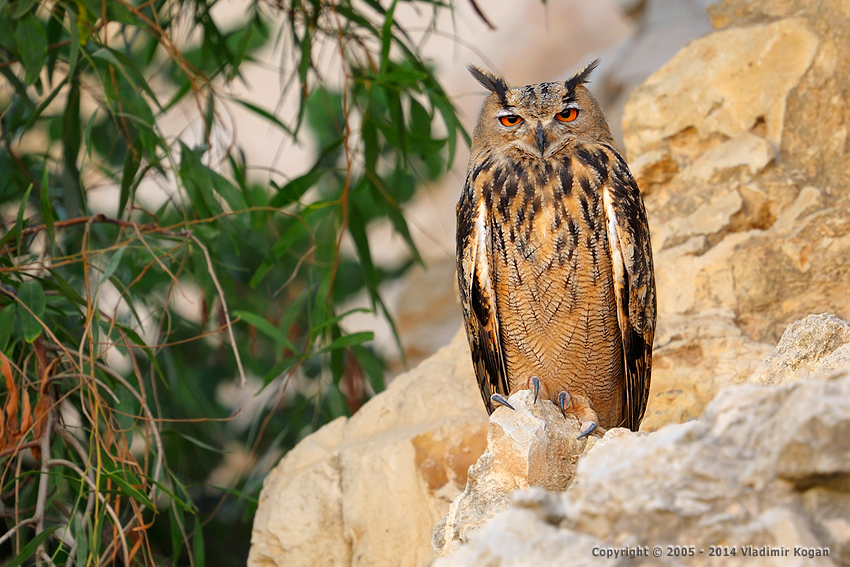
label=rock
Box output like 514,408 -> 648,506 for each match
247,330 -> 487,567
435,488 -> 619,567
748,313 -> 850,386
432,390 -> 598,557
681,133 -> 775,181
595,0 -> 714,146
620,0 -> 850,431
623,18 -> 819,153
437,330 -> 850,566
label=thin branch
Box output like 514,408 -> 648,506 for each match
188,233 -> 246,390
0,516 -> 39,547
47,459 -> 130,567
34,396 -> 54,567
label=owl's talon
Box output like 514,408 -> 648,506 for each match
558,390 -> 603,439
558,391 -> 571,419
530,376 -> 541,404
490,393 -> 515,411
577,421 -> 598,439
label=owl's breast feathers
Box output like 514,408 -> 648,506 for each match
457,142 -> 655,430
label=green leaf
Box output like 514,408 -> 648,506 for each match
347,200 -> 379,303
11,0 -> 37,19
45,2 -> 65,85
249,220 -> 304,288
18,280 -> 45,343
15,184 -> 32,254
5,526 -> 59,567
231,97 -> 293,136
380,0 -> 399,72
177,432 -> 227,455
73,514 -> 89,567
97,246 -> 126,291
311,308 -> 372,331
117,137 -> 141,218
233,310 -> 297,352
15,14 -> 48,85
262,356 -> 297,385
352,344 -> 385,394
91,47 -> 162,110
193,515 -> 206,567
170,505 -> 185,566
269,170 -> 325,209
318,332 -> 374,354
100,468 -> 154,508
0,304 -> 16,350
39,164 -> 54,253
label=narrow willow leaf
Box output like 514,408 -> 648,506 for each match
74,514 -> 89,567
233,310 -> 297,352
231,98 -> 293,135
380,0 -> 398,72
97,246 -> 126,291
11,0 -> 38,18
318,332 -> 374,354
351,345 -> 385,394
100,467 -> 154,508
15,184 -> 32,255
18,280 -> 45,343
0,304 -> 16,350
193,515 -> 206,567
39,163 -> 54,253
5,526 -> 59,567
117,137 -> 141,218
15,14 -> 47,85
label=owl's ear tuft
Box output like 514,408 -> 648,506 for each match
467,65 -> 510,106
564,59 -> 601,92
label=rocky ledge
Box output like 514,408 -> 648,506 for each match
433,313 -> 850,567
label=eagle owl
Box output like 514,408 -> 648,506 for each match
456,60 -> 656,437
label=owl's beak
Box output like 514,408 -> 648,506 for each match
535,123 -> 548,155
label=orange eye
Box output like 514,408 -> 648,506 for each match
499,115 -> 522,127
556,109 -> 579,122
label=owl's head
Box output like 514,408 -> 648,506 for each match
467,60 -> 614,158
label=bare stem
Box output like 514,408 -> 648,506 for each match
47,459 -> 130,566
189,233 -> 246,390
35,397 -> 55,567
0,516 -> 39,547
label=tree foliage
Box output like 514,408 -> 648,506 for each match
0,0 -> 464,565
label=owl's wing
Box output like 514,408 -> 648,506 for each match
602,168 -> 656,431
457,190 -> 510,415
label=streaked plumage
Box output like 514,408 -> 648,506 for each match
457,61 -> 656,433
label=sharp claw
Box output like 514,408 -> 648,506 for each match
490,393 -> 515,411
577,421 -> 598,439
530,376 -> 540,404
558,391 -> 570,419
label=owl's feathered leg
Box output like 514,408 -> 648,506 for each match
558,391 -> 605,439
490,393 -> 515,411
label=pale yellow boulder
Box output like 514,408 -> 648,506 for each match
247,331 -> 487,567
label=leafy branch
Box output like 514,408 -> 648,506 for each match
1,0 -> 468,565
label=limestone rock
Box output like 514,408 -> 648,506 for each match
247,330 -> 487,567
593,0 -> 714,146
748,313 -> 850,386
620,0 -> 850,432
432,390 -> 598,556
438,348 -> 850,567
435,488 -> 619,567
623,18 -> 819,153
